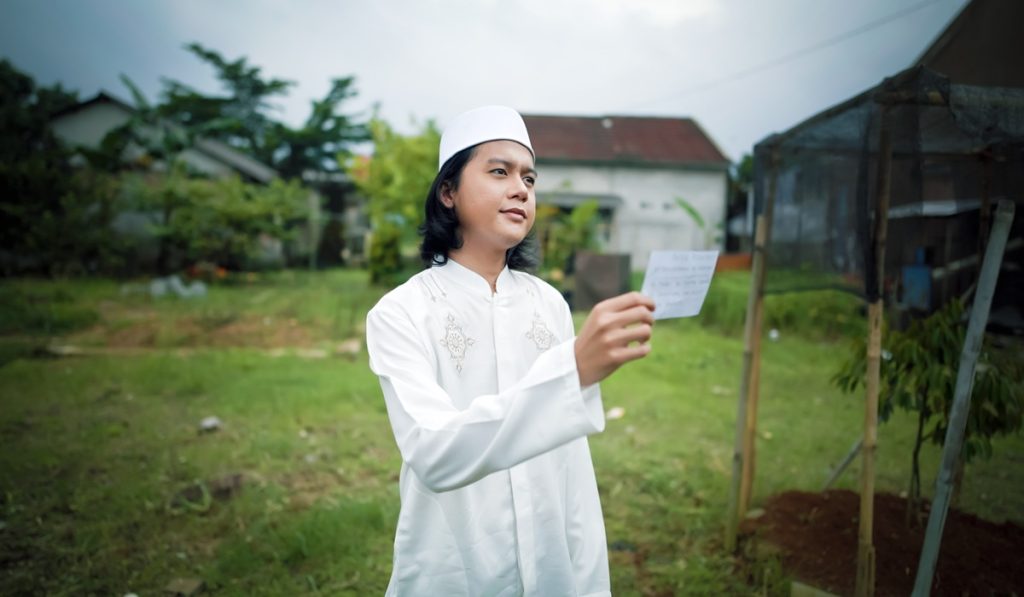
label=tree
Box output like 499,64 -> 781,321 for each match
124,167 -> 308,271
159,43 -> 369,180
0,59 -> 129,276
832,299 -> 1023,523
346,118 -> 439,284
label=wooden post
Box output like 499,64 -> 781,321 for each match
912,200 -> 1015,596
855,114 -> 893,597
739,223 -> 769,515
726,153 -> 776,551
725,215 -> 766,551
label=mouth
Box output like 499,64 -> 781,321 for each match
501,208 -> 527,220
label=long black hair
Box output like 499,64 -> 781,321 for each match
419,144 -> 538,271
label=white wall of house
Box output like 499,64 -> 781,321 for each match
536,163 -> 728,270
51,102 -> 132,149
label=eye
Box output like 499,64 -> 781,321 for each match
490,168 -> 507,176
523,176 -> 536,187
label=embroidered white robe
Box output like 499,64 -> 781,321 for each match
366,258 -> 610,596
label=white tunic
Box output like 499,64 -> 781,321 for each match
365,258 -> 610,596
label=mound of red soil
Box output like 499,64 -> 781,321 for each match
740,489 -> 1024,596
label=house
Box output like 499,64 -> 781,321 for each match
523,114 -> 730,270
915,0 -> 1024,88
50,92 -> 277,183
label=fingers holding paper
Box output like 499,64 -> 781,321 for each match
574,291 -> 656,387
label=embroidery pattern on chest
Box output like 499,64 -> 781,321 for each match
525,311 -> 554,351
439,313 -> 474,372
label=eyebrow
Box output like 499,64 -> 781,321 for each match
486,157 -> 538,177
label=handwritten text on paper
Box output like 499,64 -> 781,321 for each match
641,250 -> 719,319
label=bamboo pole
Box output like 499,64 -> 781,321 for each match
726,153 -> 777,551
855,116 -> 893,597
739,242 -> 768,515
725,214 -> 766,551
912,199 -> 1016,596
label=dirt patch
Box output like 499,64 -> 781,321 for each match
69,313 -> 320,349
203,316 -> 316,348
279,469 -> 346,510
105,316 -> 163,347
740,489 -> 1024,596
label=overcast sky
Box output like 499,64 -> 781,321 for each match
1,0 -> 969,161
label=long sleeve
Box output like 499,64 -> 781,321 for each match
366,297 -> 605,493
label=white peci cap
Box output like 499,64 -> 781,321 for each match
438,105 -> 534,171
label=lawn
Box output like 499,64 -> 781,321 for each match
1,269 -> 1021,595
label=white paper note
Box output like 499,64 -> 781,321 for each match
641,250 -> 719,319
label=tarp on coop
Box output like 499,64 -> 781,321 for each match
751,66 -> 1024,325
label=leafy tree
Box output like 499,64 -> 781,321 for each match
161,43 -> 289,156
832,299 -> 1024,522
0,59 -> 130,276
346,118 -> 439,284
159,43 -> 368,180
124,167 -> 308,271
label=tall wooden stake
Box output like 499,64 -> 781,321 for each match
726,154 -> 776,551
739,224 -> 769,516
855,115 -> 893,597
912,200 -> 1015,596
726,215 -> 766,551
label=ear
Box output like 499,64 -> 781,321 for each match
439,182 -> 455,208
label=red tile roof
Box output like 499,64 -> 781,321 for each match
522,115 -> 729,167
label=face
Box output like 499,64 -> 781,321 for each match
441,140 -> 537,256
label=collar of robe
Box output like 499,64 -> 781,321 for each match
432,256 -> 516,297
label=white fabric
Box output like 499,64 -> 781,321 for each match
366,258 -> 610,596
439,105 -> 535,171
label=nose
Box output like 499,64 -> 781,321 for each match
508,176 -> 530,202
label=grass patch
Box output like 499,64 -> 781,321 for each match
0,281 -> 100,335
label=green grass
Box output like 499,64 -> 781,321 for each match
1,269 -> 1022,595
0,349 -> 398,595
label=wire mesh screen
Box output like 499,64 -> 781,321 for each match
752,66 -> 1024,323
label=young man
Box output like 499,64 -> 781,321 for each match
366,105 -> 655,596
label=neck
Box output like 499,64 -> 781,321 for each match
448,246 -> 507,293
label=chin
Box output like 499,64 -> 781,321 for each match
502,231 -> 531,248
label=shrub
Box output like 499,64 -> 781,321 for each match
697,271 -> 864,340
832,299 -> 1024,519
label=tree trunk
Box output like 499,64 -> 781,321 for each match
156,203 -> 174,275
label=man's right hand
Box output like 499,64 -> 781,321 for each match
574,291 -> 655,387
